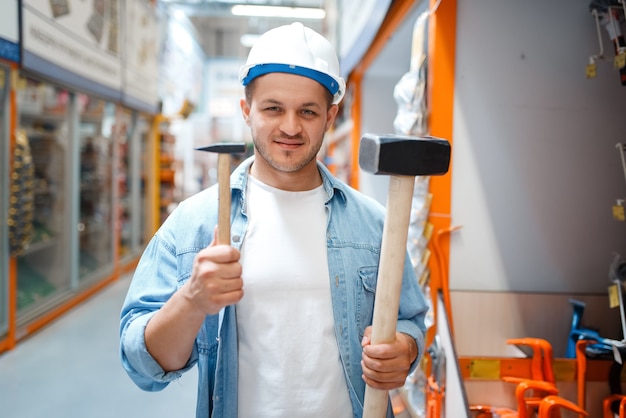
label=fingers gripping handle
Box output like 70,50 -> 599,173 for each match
363,175 -> 416,417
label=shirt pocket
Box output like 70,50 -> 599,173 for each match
356,266 -> 378,339
176,251 -> 200,289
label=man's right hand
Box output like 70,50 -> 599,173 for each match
145,228 -> 244,372
183,233 -> 244,315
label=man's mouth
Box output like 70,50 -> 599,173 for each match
275,138 -> 303,149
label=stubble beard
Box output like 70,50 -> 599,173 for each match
253,136 -> 322,173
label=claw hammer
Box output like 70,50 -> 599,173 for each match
196,142 -> 246,245
358,133 -> 450,417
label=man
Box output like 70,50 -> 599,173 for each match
120,22 -> 428,418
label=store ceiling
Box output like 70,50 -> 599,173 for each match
156,0 -> 327,58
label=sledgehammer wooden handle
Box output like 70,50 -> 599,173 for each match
358,133 -> 450,417
363,175 -> 416,418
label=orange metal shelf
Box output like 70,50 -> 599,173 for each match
459,356 -> 618,382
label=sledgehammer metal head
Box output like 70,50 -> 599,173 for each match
358,133 -> 450,176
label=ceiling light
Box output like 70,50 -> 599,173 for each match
231,5 -> 326,20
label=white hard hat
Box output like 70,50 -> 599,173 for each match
239,22 -> 346,105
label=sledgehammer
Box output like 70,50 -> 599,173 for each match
359,133 -> 450,417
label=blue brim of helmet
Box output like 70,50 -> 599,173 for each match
241,63 -> 340,96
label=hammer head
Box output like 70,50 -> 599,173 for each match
359,134 -> 450,176
196,142 -> 247,154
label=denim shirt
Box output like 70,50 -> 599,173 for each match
120,157 -> 428,418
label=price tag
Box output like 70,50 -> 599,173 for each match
615,51 -> 626,69
586,62 -> 597,78
614,204 -> 626,221
609,283 -> 620,308
470,359 -> 501,379
552,360 -> 576,381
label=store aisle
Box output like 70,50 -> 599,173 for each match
0,273 -> 197,418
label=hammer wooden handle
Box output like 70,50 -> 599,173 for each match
363,175 -> 416,418
217,153 -> 231,245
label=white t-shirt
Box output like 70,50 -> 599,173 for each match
236,175 -> 353,417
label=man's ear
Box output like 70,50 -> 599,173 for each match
325,104 -> 339,132
240,98 -> 251,126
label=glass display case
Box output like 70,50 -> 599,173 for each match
160,131 -> 177,225
77,95 -> 115,283
113,107 -> 133,263
116,109 -> 150,264
4,67 -> 152,347
0,64 -> 9,340
134,114 -> 150,251
15,77 -> 71,321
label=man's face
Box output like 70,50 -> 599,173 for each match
240,72 -> 338,185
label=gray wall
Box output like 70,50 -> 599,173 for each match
450,0 -> 626,293
361,0 -> 626,294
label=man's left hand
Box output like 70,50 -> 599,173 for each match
360,326 -> 418,390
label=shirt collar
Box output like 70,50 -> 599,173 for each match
231,156 -> 348,207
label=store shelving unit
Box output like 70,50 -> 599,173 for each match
130,114 -> 151,256
159,131 -> 177,225
77,97 -> 115,283
0,0 -> 165,354
0,74 -> 154,348
15,81 -> 72,323
114,107 -> 134,264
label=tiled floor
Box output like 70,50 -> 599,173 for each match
0,273 -> 417,418
0,274 -> 197,418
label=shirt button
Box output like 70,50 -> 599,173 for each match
232,235 -> 240,242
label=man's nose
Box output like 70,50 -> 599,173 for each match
278,112 -> 302,136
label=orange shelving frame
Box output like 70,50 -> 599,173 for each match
346,0 -> 457,347
1,62 -> 19,353
424,0 -> 457,347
